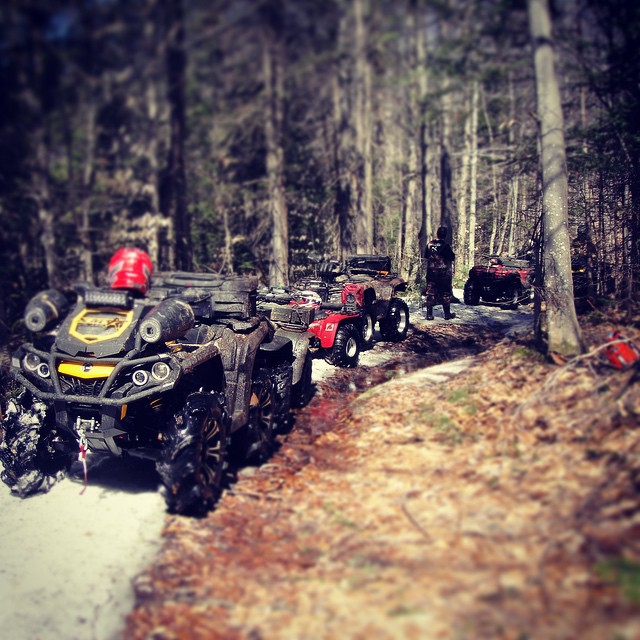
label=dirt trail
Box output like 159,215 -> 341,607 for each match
124,313 -> 640,640
3,298 -> 636,640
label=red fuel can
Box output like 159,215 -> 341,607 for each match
605,331 -> 640,370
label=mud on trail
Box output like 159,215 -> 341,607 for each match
125,321 -> 640,640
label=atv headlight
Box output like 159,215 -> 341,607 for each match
23,353 -> 41,372
346,293 -> 356,304
151,362 -> 171,382
132,370 -> 149,386
37,362 -> 51,378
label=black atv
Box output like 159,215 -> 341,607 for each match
0,272 -> 311,516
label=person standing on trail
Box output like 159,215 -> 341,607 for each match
423,226 -> 456,321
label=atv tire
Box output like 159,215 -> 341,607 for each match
271,362 -> 294,432
463,280 -> 480,305
292,353 -> 313,408
327,323 -> 360,367
360,311 -> 375,350
379,299 -> 409,342
0,398 -> 75,497
501,279 -> 522,310
235,369 -> 277,464
157,391 -> 229,516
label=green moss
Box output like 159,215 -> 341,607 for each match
322,502 -> 359,529
447,387 -> 476,403
434,414 -> 464,446
387,604 -> 426,617
596,558 -> 640,604
513,346 -> 545,362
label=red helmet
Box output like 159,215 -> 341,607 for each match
107,248 -> 153,295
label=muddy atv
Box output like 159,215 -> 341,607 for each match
258,289 -> 362,368
255,291 -> 314,407
463,257 -> 533,309
293,254 -> 410,349
0,272 -> 308,516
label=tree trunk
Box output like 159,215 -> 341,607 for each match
263,35 -> 289,286
79,100 -> 97,283
528,0 -> 585,356
481,85 -> 500,256
163,0 -> 191,271
354,0 -> 373,253
333,15 -> 355,259
399,8 -> 423,284
508,175 -> 519,256
440,79 -> 455,233
416,10 -> 431,257
455,89 -> 471,278
23,13 -> 61,288
333,0 -> 373,259
467,79 -> 479,269
34,123 -> 60,289
496,182 -> 511,256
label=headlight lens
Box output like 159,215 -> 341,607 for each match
23,353 -> 41,372
151,362 -> 171,382
132,370 -> 149,386
37,363 -> 51,378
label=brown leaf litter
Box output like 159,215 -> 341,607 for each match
125,320 -> 640,640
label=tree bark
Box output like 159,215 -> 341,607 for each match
508,175 -> 519,256
468,79 -> 479,269
440,78 -> 455,233
415,9 -> 431,257
455,89 -> 471,278
354,0 -> 373,253
528,0 -> 585,356
263,34 -> 289,286
481,85 -> 500,256
399,7 -> 423,284
333,12 -> 355,260
163,0 -> 191,271
34,122 -> 60,288
24,10 -> 60,288
79,99 -> 97,283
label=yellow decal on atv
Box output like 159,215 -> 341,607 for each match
58,361 -> 115,379
68,308 -> 134,344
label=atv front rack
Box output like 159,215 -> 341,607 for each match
10,339 -> 209,407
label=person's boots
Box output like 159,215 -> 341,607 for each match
443,303 -> 456,320
425,305 -> 434,320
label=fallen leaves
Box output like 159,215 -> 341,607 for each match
125,320 -> 640,640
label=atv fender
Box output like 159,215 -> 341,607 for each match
212,319 -> 273,432
274,328 -> 312,387
309,313 -> 360,349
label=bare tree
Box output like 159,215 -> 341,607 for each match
467,78 -> 479,269
263,19 -> 289,286
162,0 -> 191,270
528,0 -> 585,356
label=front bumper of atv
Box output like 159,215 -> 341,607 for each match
11,344 -> 184,407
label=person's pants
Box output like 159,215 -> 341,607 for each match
425,272 -> 452,306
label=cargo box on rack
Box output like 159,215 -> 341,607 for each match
269,303 -> 315,328
152,272 -> 257,319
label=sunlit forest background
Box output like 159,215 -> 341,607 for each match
0,0 -> 638,338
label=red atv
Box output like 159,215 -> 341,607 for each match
294,254 -> 410,350
258,288 -> 363,368
463,256 -> 533,308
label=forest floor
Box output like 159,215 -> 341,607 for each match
124,299 -> 640,640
